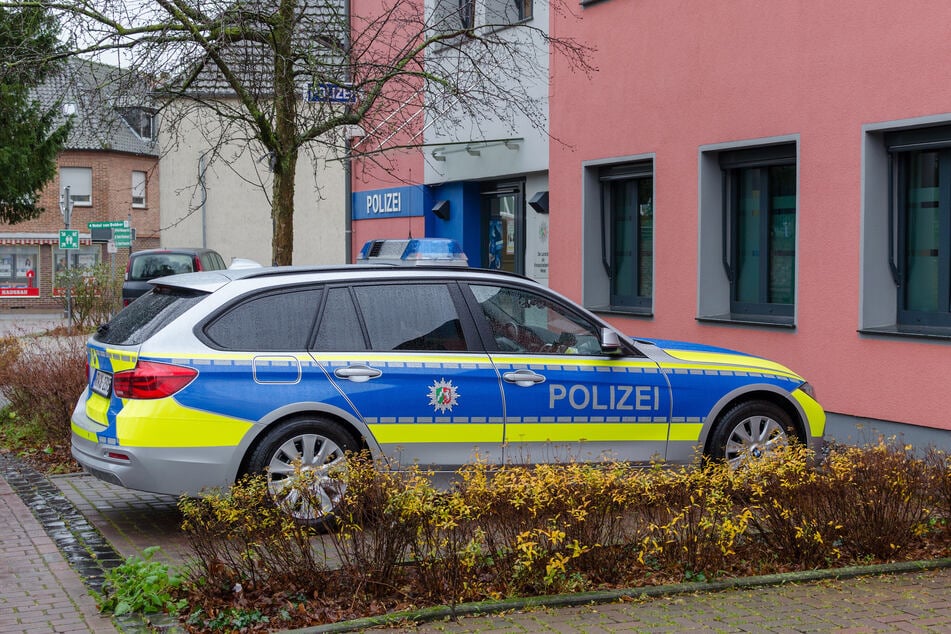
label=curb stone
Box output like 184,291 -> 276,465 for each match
285,557 -> 951,633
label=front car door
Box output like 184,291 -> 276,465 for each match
312,281 -> 505,471
463,282 -> 671,463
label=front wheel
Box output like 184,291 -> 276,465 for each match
708,400 -> 801,468
245,417 -> 358,530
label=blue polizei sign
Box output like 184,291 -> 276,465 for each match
352,186 -> 426,220
306,83 -> 356,103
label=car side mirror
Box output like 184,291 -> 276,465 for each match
600,327 -> 621,354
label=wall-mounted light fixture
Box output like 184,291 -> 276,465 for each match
528,190 -> 550,214
465,145 -> 481,156
431,149 -> 446,161
431,199 -> 451,220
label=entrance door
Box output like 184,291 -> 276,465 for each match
482,183 -> 524,274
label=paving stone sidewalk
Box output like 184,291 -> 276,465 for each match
0,472 -> 117,634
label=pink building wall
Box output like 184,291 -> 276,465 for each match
550,1 -> 951,429
348,0 -> 427,259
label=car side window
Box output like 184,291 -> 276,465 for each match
204,288 -> 322,351
313,287 -> 368,351
470,284 -> 603,354
351,283 -> 467,352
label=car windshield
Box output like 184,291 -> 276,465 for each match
96,287 -> 207,345
129,254 -> 195,281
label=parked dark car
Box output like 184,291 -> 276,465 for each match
122,248 -> 226,306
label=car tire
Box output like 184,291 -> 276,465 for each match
245,417 -> 358,530
708,400 -> 801,467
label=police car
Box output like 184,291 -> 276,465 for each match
72,265 -> 825,527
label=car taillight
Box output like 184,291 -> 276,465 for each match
113,361 -> 198,399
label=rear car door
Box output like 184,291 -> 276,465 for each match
463,282 -> 672,463
311,281 -> 505,469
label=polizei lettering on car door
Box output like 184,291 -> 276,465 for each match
549,384 -> 660,410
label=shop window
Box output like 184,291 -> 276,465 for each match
581,156 -> 654,315
132,171 -> 147,208
60,167 -> 92,207
0,246 -> 40,296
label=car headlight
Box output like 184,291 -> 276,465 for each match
798,382 -> 817,401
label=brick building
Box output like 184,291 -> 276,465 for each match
0,59 -> 159,312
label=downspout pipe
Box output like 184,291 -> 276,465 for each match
344,0 -> 353,263
199,151 -> 209,249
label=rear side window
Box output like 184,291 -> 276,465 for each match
314,287 -> 368,351
200,252 -> 225,271
96,287 -> 207,346
352,284 -> 467,351
129,254 -> 196,281
204,288 -> 322,351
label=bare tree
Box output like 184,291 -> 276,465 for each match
3,0 -> 593,264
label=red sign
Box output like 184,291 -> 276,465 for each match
0,287 -> 40,297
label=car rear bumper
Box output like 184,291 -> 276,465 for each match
71,401 -> 238,496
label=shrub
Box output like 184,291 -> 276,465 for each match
55,262 -> 123,329
823,442 -> 933,559
179,474 -> 328,598
0,333 -> 86,443
733,444 -> 843,567
176,441 -> 951,630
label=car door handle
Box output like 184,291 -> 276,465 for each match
502,369 -> 546,387
334,365 -> 382,383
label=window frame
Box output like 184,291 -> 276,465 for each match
199,286 -> 323,351
581,153 -> 656,317
119,107 -> 156,141
341,280 -> 480,353
60,167 -> 93,207
132,170 -> 147,208
885,125 -> 951,331
599,161 -> 653,311
462,280 -> 610,355
720,143 -> 797,323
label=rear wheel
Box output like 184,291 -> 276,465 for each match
708,400 -> 801,468
245,417 -> 358,529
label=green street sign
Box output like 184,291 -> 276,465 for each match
59,229 -> 79,249
113,228 -> 132,247
88,220 -> 129,230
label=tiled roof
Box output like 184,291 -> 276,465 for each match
161,1 -> 347,98
32,58 -> 158,157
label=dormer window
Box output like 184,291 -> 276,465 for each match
119,107 -> 155,140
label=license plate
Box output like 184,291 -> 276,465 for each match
92,370 -> 113,397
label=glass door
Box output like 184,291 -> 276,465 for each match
482,182 -> 524,274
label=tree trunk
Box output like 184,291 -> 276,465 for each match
271,152 -> 297,266
270,0 -> 300,266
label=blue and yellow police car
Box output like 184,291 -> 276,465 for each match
72,264 -> 825,527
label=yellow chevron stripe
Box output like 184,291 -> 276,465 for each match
115,399 -> 253,448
